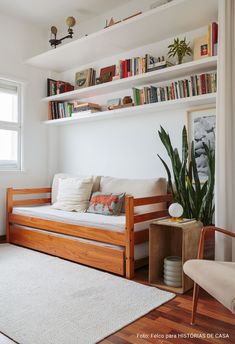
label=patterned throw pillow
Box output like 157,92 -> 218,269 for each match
86,192 -> 125,216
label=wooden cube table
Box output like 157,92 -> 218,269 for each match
149,219 -> 202,294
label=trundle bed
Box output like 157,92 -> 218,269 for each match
6,178 -> 171,279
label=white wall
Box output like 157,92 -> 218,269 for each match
0,13 -> 49,235
58,109 -> 185,178
54,25 -> 208,179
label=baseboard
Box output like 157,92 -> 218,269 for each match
0,235 -> 6,243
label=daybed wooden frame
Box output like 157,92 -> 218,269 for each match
6,187 -> 172,279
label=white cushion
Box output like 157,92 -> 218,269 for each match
52,177 -> 93,212
100,176 -> 167,213
51,173 -> 101,204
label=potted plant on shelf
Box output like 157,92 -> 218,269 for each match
158,126 -> 215,226
167,37 -> 193,64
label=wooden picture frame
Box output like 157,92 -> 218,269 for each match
186,106 -> 216,181
99,65 -> 116,83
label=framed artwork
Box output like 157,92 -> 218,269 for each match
99,65 -> 116,83
187,106 -> 216,180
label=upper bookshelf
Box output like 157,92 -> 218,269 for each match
42,57 -> 217,102
26,0 -> 218,73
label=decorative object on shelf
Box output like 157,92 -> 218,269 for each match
158,125 -> 215,226
168,37 -> 192,64
187,107 -> 216,181
164,256 -> 182,288
106,96 -> 133,110
150,0 -> 172,10
122,12 -> 142,21
122,96 -> 132,105
47,78 -> 74,96
49,16 -> 76,48
75,68 -> 95,89
107,98 -> 121,110
168,203 -> 183,221
99,65 -> 116,83
193,35 -> 209,60
146,55 -> 174,72
104,17 -> 121,28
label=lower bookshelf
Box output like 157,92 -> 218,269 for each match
43,93 -> 216,126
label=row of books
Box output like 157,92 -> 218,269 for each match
116,55 -> 173,79
47,79 -> 74,97
49,102 -> 74,120
208,22 -> 218,57
132,72 -> 217,105
49,102 -> 101,120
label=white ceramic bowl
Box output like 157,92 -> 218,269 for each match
164,279 -> 182,287
163,264 -> 182,272
164,270 -> 182,279
164,256 -> 182,267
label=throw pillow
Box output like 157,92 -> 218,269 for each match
52,177 -> 93,212
86,192 -> 125,216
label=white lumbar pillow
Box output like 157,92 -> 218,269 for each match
52,177 -> 93,212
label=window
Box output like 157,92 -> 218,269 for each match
0,79 -> 22,171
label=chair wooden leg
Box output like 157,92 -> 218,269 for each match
191,283 -> 200,325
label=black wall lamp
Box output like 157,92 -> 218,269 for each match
49,16 -> 76,48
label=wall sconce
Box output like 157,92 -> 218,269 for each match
49,16 -> 76,48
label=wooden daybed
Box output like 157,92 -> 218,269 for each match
6,187 -> 171,279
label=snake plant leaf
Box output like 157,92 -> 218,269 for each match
157,154 -> 175,198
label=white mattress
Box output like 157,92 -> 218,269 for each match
13,205 -> 152,232
12,205 -> 151,260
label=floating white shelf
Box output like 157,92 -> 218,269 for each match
26,0 -> 218,72
44,93 -> 216,126
42,57 -> 217,102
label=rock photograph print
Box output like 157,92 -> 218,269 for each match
187,107 -> 216,180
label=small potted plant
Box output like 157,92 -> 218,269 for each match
168,37 -> 192,64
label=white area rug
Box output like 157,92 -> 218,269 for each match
0,244 -> 174,344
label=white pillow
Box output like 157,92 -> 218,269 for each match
52,177 -> 93,212
51,173 -> 101,204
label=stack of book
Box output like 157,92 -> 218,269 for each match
72,102 -> 102,117
132,72 -> 217,105
49,101 -> 74,120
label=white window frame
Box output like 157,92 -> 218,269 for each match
0,78 -> 22,171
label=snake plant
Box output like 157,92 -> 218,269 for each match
158,126 -> 215,225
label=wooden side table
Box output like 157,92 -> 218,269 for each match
149,220 -> 202,294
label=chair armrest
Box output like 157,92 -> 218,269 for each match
197,226 -> 235,259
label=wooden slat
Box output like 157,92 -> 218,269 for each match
10,225 -> 125,275
125,196 -> 135,279
13,198 -> 51,206
134,209 -> 168,223
9,214 -> 126,246
134,229 -> 149,244
6,188 -> 13,243
134,257 -> 148,269
12,187 -> 51,195
133,194 -> 172,206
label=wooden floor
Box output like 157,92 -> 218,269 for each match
100,268 -> 235,344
